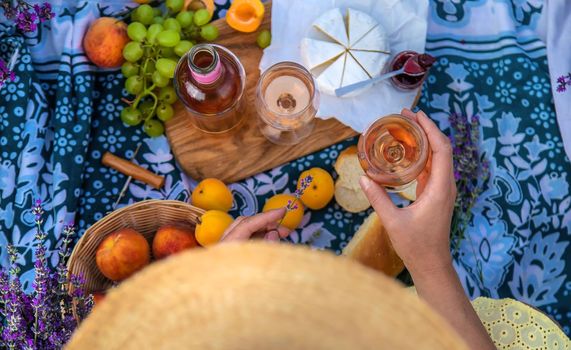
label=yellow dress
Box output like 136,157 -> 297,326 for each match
473,297 -> 570,350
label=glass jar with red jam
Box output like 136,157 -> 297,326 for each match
174,43 -> 246,133
389,51 -> 436,90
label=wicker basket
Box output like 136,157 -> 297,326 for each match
68,200 -> 204,294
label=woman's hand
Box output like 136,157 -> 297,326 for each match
360,109 -> 495,350
220,208 -> 291,243
359,108 -> 456,275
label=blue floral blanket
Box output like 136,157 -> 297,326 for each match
0,0 -> 569,335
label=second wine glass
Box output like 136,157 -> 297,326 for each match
256,62 -> 319,145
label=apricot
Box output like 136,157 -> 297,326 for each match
191,178 -> 234,212
152,225 -> 199,259
83,17 -> 129,68
195,210 -> 234,246
298,168 -> 334,210
95,228 -> 151,282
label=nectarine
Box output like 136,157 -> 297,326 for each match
92,292 -> 106,306
95,228 -> 150,282
152,225 -> 199,259
83,17 -> 129,68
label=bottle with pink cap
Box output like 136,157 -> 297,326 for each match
174,43 -> 246,133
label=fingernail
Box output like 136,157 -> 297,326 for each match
266,230 -> 280,242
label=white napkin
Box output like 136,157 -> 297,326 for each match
536,1 -> 571,159
260,0 -> 429,132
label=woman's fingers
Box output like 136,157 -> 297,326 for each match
359,176 -> 398,225
264,230 -> 280,241
223,208 -> 286,241
415,111 -> 454,190
401,108 -> 419,122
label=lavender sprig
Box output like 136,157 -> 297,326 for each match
1,1 -> 54,32
448,113 -> 490,248
556,73 -> 571,93
277,175 -> 313,237
286,175 -> 313,213
0,200 -> 92,349
4,245 -> 27,350
0,58 -> 16,89
31,200 -> 51,346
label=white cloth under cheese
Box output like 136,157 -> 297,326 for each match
260,0 -> 429,132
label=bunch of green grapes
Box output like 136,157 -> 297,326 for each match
120,0 -> 219,137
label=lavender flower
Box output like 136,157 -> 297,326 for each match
0,201 -> 92,349
33,3 -> 54,22
286,200 -> 299,211
0,58 -> 16,89
1,0 -> 56,34
448,113 -> 489,247
295,175 -> 313,198
283,175 -> 313,213
1,2 -> 17,19
556,73 -> 571,93
15,10 -> 38,32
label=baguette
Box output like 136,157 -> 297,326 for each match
342,212 -> 404,277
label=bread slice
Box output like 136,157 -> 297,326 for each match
335,181 -> 371,213
334,146 -> 371,212
342,212 -> 404,277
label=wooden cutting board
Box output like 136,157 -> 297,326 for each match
166,1 -> 419,183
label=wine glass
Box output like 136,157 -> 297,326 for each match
255,62 -> 319,145
358,114 -> 429,192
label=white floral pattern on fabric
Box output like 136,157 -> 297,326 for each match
0,0 -> 569,336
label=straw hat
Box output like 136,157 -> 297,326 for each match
66,243 -> 468,350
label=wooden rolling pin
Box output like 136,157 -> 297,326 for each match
102,152 -> 165,189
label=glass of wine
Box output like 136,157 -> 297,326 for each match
358,114 -> 429,192
255,62 -> 319,145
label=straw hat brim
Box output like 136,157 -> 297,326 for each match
66,242 -> 468,350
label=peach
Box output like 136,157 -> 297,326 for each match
152,225 -> 199,259
92,292 -> 106,306
83,17 -> 129,68
95,228 -> 151,282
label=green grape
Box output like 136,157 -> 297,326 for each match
152,7 -> 162,17
156,103 -> 174,122
159,46 -> 177,58
144,119 -> 165,137
146,23 -> 163,44
163,18 -> 182,32
176,11 -> 193,28
130,10 -> 140,23
156,58 -> 178,78
157,30 -> 181,47
187,26 -> 201,40
135,4 -> 154,25
153,16 -> 165,25
174,40 -> 193,56
159,86 -> 177,104
140,100 -> 156,119
152,70 -> 171,87
143,61 -> 156,75
121,106 -> 143,126
127,22 -> 147,42
121,62 -> 139,78
256,29 -> 271,49
193,9 -> 211,26
200,24 -> 219,41
125,76 -> 144,95
166,0 -> 184,14
123,42 -> 144,62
